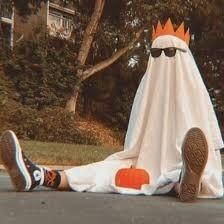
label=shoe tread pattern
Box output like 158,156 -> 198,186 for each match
179,127 -> 208,202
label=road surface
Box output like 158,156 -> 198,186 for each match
0,172 -> 223,224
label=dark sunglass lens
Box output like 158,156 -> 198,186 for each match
164,48 -> 176,57
150,48 -> 162,58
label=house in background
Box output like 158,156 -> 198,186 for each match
0,0 -> 75,46
47,0 -> 75,39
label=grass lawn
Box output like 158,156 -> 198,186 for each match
1,140 -> 122,166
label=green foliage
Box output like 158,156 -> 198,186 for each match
12,0 -> 47,17
0,70 -> 100,145
4,106 -> 100,145
0,70 -> 11,106
105,87 -> 136,131
4,33 -> 78,109
82,61 -> 144,132
195,51 -> 224,114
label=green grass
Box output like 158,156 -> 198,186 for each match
19,140 -> 121,166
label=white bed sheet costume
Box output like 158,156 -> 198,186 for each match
65,19 -> 224,198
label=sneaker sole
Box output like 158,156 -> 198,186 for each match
0,130 -> 32,191
179,127 -> 208,202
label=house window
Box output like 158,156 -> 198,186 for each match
0,2 -> 13,19
48,8 -> 73,39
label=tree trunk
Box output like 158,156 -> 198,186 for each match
66,0 -> 105,113
65,87 -> 80,112
77,0 -> 105,65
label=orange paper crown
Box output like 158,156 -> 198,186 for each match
152,18 -> 190,45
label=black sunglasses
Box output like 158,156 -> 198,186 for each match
150,47 -> 187,58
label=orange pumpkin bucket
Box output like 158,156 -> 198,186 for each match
115,166 -> 150,190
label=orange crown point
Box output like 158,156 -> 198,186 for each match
152,26 -> 156,38
175,22 -> 185,36
156,21 -> 163,34
152,19 -> 190,45
162,18 -> 175,35
152,21 -> 162,41
184,28 -> 190,45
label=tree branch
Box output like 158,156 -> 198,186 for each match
80,27 -> 144,81
77,0 -> 105,65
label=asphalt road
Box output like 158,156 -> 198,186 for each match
0,173 -> 224,224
